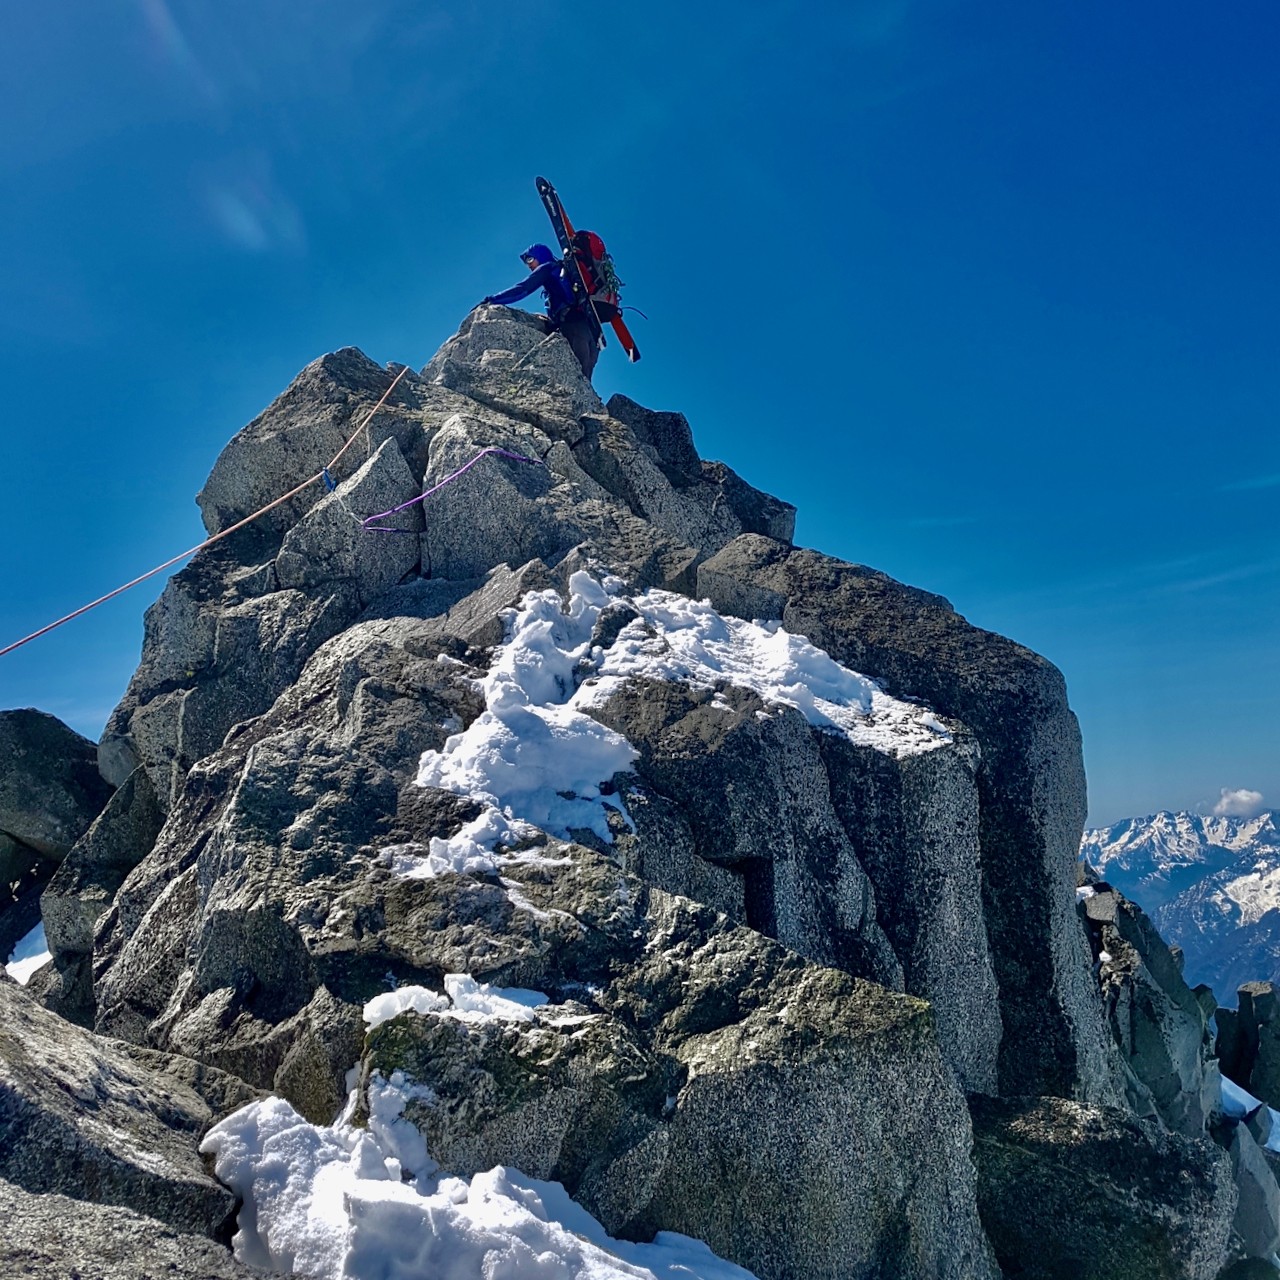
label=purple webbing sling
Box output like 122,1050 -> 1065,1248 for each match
361,447 -> 543,533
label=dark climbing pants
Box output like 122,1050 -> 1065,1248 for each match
557,314 -> 599,382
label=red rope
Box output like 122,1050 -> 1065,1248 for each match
0,364 -> 410,659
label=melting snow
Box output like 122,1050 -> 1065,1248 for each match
400,572 -> 950,878
442,973 -> 548,1021
202,1074 -> 759,1280
363,975 -> 549,1032
362,986 -> 451,1029
5,921 -> 50,985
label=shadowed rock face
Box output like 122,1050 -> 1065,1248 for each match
696,534 -> 1123,1106
0,710 -> 114,967
0,709 -> 113,858
0,1179 -> 264,1280
4,307 -> 1250,1277
970,1094 -> 1235,1280
1218,981 -> 1280,1109
0,981 -> 257,1240
1080,882 -> 1221,1135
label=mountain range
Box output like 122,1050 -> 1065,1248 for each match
1082,809 -> 1280,1003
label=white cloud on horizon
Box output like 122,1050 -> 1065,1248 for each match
1214,787 -> 1266,818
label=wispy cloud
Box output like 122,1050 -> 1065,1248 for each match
136,0 -> 223,106
1221,473 -> 1280,492
198,153 -> 306,254
1150,557 -> 1280,596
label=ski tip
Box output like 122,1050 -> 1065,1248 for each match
629,348 -> 641,363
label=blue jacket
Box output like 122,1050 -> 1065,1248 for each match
486,243 -> 579,320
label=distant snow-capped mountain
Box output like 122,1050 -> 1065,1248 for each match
1081,810 -> 1280,1003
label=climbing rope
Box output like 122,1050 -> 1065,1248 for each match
0,365 -> 412,659
361,447 -> 543,533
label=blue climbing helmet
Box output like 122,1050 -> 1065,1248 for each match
520,243 -> 576,317
521,243 -> 556,266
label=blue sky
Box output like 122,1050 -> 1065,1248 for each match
0,1 -> 1276,826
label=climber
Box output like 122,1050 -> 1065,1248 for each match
482,244 -> 599,381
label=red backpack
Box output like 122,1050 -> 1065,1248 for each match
569,229 -> 623,323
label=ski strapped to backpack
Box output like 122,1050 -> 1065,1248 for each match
569,229 -> 623,323
536,176 -> 641,363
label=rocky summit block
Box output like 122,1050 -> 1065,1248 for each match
100,314 -> 791,816
41,306 -> 1248,1276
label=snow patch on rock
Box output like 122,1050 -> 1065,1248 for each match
202,1075 -> 758,1280
400,571 -> 951,879
363,975 -> 549,1032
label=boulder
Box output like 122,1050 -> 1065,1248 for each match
595,663 -> 999,1093
417,409 -> 702,592
366,890 -> 1000,1280
604,394 -> 704,485
1227,1123 -> 1280,1262
602,395 -> 797,545
32,767 -> 164,1025
423,303 -> 605,432
1218,983 -> 1280,1112
276,435 -> 424,604
0,1179 -> 265,1280
361,558 -> 557,649
0,981 -> 256,1239
970,1094 -> 1236,1280
821,724 -> 1002,1094
571,410 -> 795,562
696,534 -> 1122,1104
42,766 -> 164,962
196,347 -> 440,538
0,709 -> 113,858
593,677 -> 904,992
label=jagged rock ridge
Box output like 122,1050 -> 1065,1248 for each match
1084,810 -> 1280,1001
2,305 -> 1275,1278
